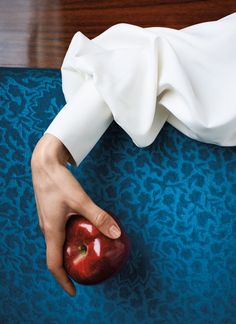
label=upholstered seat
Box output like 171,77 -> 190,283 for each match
0,67 -> 235,323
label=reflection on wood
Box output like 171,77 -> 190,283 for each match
0,0 -> 235,68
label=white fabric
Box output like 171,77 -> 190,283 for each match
44,12 -> 236,167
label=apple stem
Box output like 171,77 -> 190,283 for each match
79,244 -> 87,254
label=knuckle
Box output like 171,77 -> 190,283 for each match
94,211 -> 109,228
47,262 -> 55,273
70,194 -> 89,210
39,224 -> 44,234
78,194 -> 89,206
44,222 -> 54,235
47,262 -> 62,274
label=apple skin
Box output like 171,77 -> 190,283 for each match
63,211 -> 131,285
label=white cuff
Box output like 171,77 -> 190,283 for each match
44,78 -> 114,168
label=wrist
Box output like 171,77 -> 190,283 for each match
31,133 -> 71,167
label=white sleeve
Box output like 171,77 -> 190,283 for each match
44,12 -> 236,168
44,78 -> 113,168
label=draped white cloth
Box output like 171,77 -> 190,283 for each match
44,12 -> 236,167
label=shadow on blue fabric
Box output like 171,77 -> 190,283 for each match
0,67 -> 236,323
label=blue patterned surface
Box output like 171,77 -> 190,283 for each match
0,67 -> 236,323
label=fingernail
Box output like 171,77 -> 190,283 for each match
109,225 -> 121,238
68,290 -> 76,297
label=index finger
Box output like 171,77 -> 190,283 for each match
45,228 -> 76,297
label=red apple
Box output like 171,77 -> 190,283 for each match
63,211 -> 131,285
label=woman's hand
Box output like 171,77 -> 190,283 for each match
30,134 -> 121,297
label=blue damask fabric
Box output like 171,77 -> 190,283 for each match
0,67 -> 236,323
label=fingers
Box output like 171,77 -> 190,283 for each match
45,226 -> 76,297
58,170 -> 121,239
92,208 -> 121,239
70,196 -> 121,239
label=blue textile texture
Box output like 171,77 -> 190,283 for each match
0,67 -> 236,323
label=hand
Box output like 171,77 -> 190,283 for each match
31,134 -> 121,297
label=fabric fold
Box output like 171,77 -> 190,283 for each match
61,12 -> 236,148
45,12 -> 236,167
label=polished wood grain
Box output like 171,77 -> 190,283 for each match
0,0 -> 235,68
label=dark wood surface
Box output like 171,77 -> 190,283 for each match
0,0 -> 235,68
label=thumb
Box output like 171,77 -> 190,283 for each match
72,197 -> 121,239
